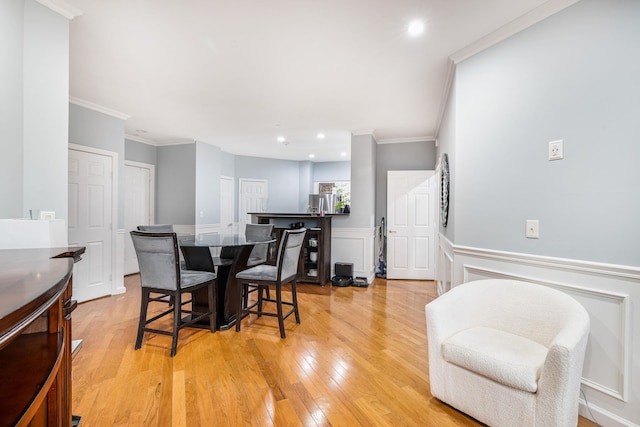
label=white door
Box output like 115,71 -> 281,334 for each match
220,176 -> 234,233
386,170 -> 436,280
239,179 -> 267,233
124,161 -> 155,275
68,148 -> 114,302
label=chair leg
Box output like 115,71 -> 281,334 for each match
135,289 -> 150,350
257,285 -> 264,316
236,282 -> 245,332
291,279 -> 301,324
170,292 -> 181,357
208,281 -> 217,333
276,283 -> 285,338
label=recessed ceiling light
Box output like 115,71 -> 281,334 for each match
309,154 -> 315,158
408,20 -> 424,36
277,136 -> 285,143
317,133 -> 325,139
340,152 -> 347,157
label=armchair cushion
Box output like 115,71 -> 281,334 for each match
442,326 -> 547,393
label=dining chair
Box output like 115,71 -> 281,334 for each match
137,224 -> 174,232
235,228 -> 306,338
130,231 -> 217,357
243,223 -> 275,305
245,223 -> 274,267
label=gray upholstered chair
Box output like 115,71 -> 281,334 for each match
137,224 -> 174,232
235,228 -> 306,338
244,223 -> 275,304
130,231 -> 217,357
245,223 -> 274,267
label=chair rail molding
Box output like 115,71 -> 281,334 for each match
436,235 -> 640,427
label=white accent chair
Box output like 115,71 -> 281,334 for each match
425,279 -> 590,427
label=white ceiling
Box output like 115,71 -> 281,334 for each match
61,0 -> 575,161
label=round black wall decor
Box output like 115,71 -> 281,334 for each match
440,153 -> 450,228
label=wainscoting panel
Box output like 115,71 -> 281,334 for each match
332,227 -> 377,283
440,238 -> 640,426
463,266 -> 629,402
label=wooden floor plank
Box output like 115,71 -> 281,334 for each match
71,275 -> 599,426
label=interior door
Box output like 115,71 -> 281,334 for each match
124,161 -> 155,275
220,176 -> 234,233
68,148 -> 114,302
239,179 -> 267,233
386,170 -> 435,280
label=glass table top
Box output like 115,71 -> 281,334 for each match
178,233 -> 275,248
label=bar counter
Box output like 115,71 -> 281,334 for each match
0,246 -> 84,426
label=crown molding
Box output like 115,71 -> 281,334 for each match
70,97 -> 130,120
450,0 -> 581,64
125,134 -> 158,146
351,129 -> 376,137
376,136 -> 435,145
36,0 -> 83,20
433,59 -> 456,141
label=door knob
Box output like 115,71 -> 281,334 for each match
388,230 -> 397,233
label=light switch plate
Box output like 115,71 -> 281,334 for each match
526,220 -> 539,238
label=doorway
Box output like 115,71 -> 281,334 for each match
68,145 -> 116,302
238,178 -> 267,233
220,176 -> 235,233
386,170 -> 436,280
123,161 -> 155,275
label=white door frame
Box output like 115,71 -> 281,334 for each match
124,160 -> 155,275
386,170 -> 436,280
69,143 -> 119,297
124,160 -> 156,224
220,175 -> 235,233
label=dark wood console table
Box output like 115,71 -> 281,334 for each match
0,246 -> 84,427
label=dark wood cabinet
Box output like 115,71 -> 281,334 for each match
253,214 -> 334,285
0,247 -> 83,427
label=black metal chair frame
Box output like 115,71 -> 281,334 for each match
236,228 -> 306,338
131,231 -> 217,357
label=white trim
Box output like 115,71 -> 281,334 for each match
124,160 -> 156,226
114,230 -> 126,294
125,134 -> 158,146
434,59 -> 456,141
449,0 -> 581,64
376,136 -> 436,144
454,244 -> 640,280
36,0 -> 82,19
68,143 -> 119,298
69,97 -> 130,120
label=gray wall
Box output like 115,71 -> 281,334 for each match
69,103 -> 126,227
312,161 -> 351,183
334,134 -> 376,228
0,1 -> 69,220
375,141 -> 437,225
437,79 -> 457,241
156,144 -> 196,225
1,0 -> 26,218
125,139 -> 157,165
298,161 -> 313,212
195,142 -> 221,225
448,0 -> 640,266
235,155 -> 301,213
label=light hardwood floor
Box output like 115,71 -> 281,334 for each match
72,275 -> 598,426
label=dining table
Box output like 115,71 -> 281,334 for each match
178,233 -> 275,330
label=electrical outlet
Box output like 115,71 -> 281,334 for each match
526,220 -> 539,239
548,140 -> 563,161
